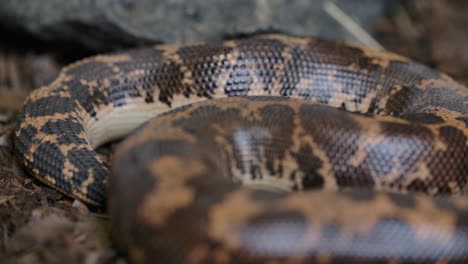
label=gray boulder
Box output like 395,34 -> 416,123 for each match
0,0 -> 392,51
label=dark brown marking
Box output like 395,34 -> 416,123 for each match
290,143 -> 324,189
33,142 -> 70,193
41,118 -> 87,145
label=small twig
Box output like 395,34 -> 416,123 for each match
0,90 -> 28,111
323,0 -> 385,50
7,55 -> 22,92
0,134 -> 7,147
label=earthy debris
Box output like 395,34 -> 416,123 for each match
377,0 -> 468,84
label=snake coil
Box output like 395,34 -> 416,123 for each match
15,35 -> 468,263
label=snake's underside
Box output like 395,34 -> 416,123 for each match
14,34 -> 468,263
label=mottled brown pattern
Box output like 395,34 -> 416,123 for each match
13,34 -> 468,263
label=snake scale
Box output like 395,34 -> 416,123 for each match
14,34 -> 468,263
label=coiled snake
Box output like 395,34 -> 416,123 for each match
14,34 -> 468,263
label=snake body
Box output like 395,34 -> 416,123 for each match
14,34 -> 468,263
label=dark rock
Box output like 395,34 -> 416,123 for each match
0,0 -> 393,52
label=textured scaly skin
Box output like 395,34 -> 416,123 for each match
14,35 -> 468,263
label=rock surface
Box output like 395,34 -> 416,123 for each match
1,0 -> 392,52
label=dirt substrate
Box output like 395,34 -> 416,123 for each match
1,1 -> 468,263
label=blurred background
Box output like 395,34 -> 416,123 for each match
0,0 -> 467,263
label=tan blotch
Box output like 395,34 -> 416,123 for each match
348,43 -> 409,68
94,53 -> 132,64
208,188 -> 264,250
138,156 -> 207,227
